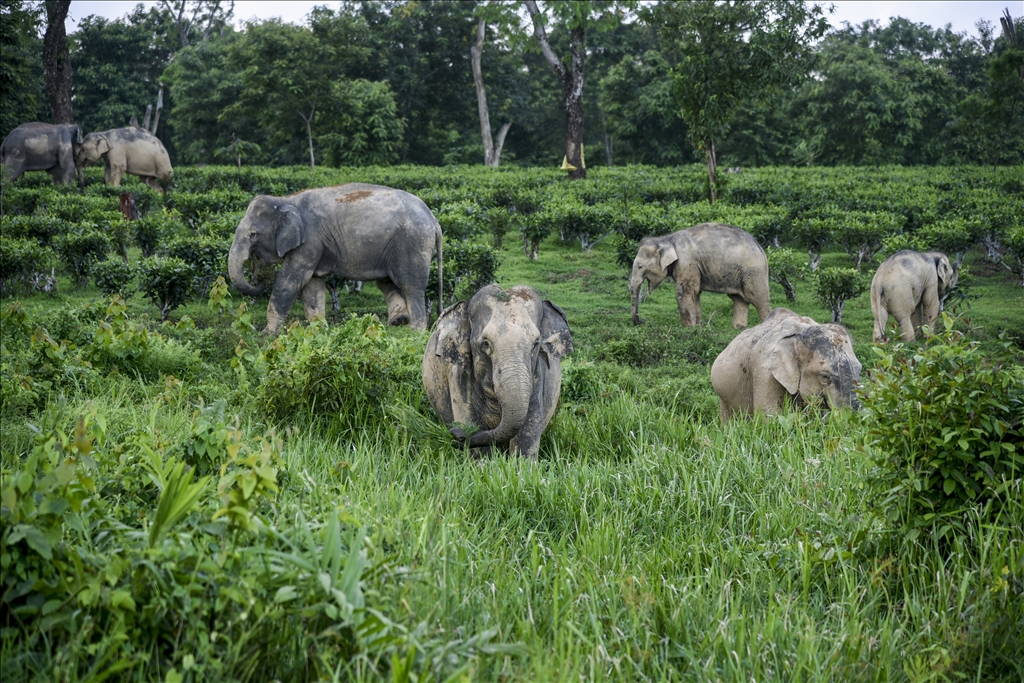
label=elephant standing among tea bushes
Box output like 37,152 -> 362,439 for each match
229,184 -> 443,334
74,127 -> 173,191
422,285 -> 573,458
630,222 -> 770,328
870,250 -> 958,342
711,308 -> 862,423
1,122 -> 83,185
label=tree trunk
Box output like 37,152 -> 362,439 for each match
150,86 -> 163,135
304,116 -> 315,170
525,0 -> 586,179
705,138 -> 717,204
43,0 -> 74,124
471,19 -> 512,167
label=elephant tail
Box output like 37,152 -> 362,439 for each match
435,225 -> 443,321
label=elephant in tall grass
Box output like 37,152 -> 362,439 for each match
422,285 -> 573,458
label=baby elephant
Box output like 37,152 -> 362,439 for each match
422,285 -> 573,458
711,308 -> 862,423
75,127 -> 173,191
630,222 -> 770,328
871,250 -> 958,342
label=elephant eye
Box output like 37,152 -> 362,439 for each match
819,372 -> 832,384
480,339 -> 492,356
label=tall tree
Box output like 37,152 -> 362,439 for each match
472,17 -> 512,166
1,0 -> 45,137
43,0 -> 73,123
645,0 -> 829,202
159,0 -> 234,49
522,1 -> 633,179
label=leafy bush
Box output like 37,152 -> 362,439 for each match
765,247 -> 806,302
814,267 -> 868,324
0,237 -> 54,295
998,224 -> 1024,287
830,211 -> 902,270
53,228 -> 111,285
794,216 -> 834,271
87,295 -> 199,379
137,256 -> 197,320
860,317 -> 1024,540
0,214 -> 64,245
560,359 -> 608,403
91,255 -> 136,296
158,233 -> 230,295
259,315 -> 423,429
916,218 -> 981,269
133,212 -> 181,257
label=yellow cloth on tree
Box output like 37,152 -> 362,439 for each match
560,145 -> 585,171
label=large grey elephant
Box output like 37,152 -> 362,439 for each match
710,308 -> 862,423
871,250 -> 958,343
1,122 -> 83,185
422,284 -> 573,458
630,222 -> 770,328
229,184 -> 443,334
74,127 -> 173,191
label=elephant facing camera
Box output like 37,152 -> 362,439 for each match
422,284 -> 573,459
710,308 -> 862,424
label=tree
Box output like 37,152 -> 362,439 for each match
472,17 -> 512,166
43,0 -> 73,123
159,0 -> 234,49
522,1 -> 633,179
645,0 -> 829,202
0,0 -> 45,138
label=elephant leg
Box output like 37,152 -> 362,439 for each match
143,176 -> 165,194
895,310 -> 916,342
719,400 -> 733,425
105,163 -> 124,186
675,280 -> 701,327
911,303 -> 924,339
873,301 -> 889,343
265,262 -> 315,335
729,294 -> 750,329
376,280 -> 410,326
301,276 -> 327,321
404,286 -> 428,330
921,289 -> 940,333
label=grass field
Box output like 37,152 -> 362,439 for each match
2,169 -> 1023,682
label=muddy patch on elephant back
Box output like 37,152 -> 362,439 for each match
336,190 -> 373,203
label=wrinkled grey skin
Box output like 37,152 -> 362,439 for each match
229,184 -> 443,334
710,308 -> 862,424
630,222 -> 771,328
871,250 -> 958,343
1,122 -> 84,185
422,285 -> 573,458
75,127 -> 173,191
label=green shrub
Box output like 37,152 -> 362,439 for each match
0,214 -> 64,245
133,212 -> 180,257
830,211 -> 902,270
814,267 -> 868,324
91,256 -> 136,296
916,218 -> 981,269
794,216 -> 834,271
860,317 -> 1024,540
158,233 -> 230,295
765,247 -> 806,302
259,315 -> 423,429
137,256 -> 197,320
53,228 -> 111,285
560,359 -> 608,403
86,295 -> 199,380
997,224 -> 1024,287
0,237 -> 54,295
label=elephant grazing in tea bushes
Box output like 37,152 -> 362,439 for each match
630,222 -> 771,328
228,183 -> 443,335
422,285 -> 573,458
711,308 -> 862,423
1,122 -> 83,185
74,127 -> 173,191
870,250 -> 958,343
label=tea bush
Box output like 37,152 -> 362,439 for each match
860,317 -> 1024,540
136,256 -> 197,320
52,228 -> 111,285
814,267 -> 868,324
158,233 -> 230,295
765,247 -> 806,302
91,255 -> 136,296
0,238 -> 54,295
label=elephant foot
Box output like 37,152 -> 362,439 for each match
388,312 -> 410,326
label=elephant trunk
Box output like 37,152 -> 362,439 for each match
228,238 -> 264,296
467,363 -> 533,450
630,275 -> 644,326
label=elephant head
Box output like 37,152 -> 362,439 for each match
75,132 -> 109,169
434,285 -> 572,451
932,253 -> 958,294
767,320 -> 862,412
630,238 -> 677,325
228,195 -> 307,297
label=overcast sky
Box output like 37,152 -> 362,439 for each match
65,1 -> 1018,37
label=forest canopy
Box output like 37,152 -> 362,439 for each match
1,0 -> 1022,169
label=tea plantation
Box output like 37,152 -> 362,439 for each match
1,164 -> 1022,682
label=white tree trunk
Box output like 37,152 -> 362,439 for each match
471,18 -> 511,167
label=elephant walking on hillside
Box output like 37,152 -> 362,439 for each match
630,222 -> 770,328
870,250 -> 958,343
74,127 -> 173,191
711,308 -> 862,423
1,122 -> 83,185
422,285 -> 573,458
229,184 -> 443,334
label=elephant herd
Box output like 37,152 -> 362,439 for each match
1,122 -> 173,192
1,130 -> 959,455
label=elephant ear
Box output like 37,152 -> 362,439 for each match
935,256 -> 955,289
95,134 -> 111,156
540,300 -> 573,366
72,126 -> 83,145
433,300 -> 473,395
659,243 -> 679,271
767,334 -> 801,396
275,205 -> 306,257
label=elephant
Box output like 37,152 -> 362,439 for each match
710,307 -> 862,423
74,127 -> 173,191
1,122 -> 83,185
871,250 -> 958,343
630,222 -> 771,328
422,284 -> 573,458
228,183 -> 443,334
